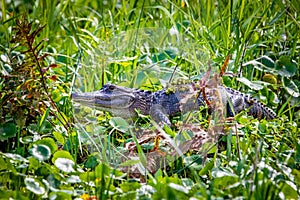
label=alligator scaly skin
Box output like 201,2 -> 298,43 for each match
224,87 -> 276,120
72,83 -> 276,126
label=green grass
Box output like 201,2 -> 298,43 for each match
0,0 -> 299,199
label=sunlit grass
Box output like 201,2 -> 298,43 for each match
0,0 -> 299,199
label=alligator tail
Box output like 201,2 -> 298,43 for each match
225,87 -> 276,120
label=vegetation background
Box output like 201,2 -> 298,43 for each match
0,0 -> 299,199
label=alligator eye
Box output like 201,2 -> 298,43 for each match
108,85 -> 116,90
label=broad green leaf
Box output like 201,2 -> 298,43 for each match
66,175 -> 81,183
49,192 -> 72,200
237,77 -> 264,90
52,150 -> 74,163
28,157 -> 40,171
212,168 -> 237,178
95,164 -> 112,177
52,131 -> 65,145
30,144 -> 51,161
34,137 -> 58,153
282,77 -> 300,97
212,168 -> 239,188
248,56 -> 297,78
24,177 -> 45,195
292,169 -> 300,185
154,168 -> 163,178
109,117 -> 129,133
84,155 -> 99,169
152,49 -> 178,62
135,71 -> 147,86
0,122 -> 17,140
20,136 -> 34,144
181,178 -> 194,188
80,171 -> 96,182
168,182 -> 189,194
258,120 -> 267,133
0,156 -> 7,171
259,56 -> 275,69
184,155 -> 203,170
54,158 -> 75,173
236,115 -> 249,124
276,55 -> 297,77
3,153 -> 28,163
120,181 -> 141,193
280,180 -> 298,199
136,185 -> 156,199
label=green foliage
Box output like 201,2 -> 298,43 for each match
0,0 -> 299,199
109,117 -> 130,133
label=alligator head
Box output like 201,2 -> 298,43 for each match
71,84 -> 138,118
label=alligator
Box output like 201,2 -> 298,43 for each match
71,82 -> 276,126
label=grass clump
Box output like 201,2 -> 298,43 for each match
0,0 -> 299,199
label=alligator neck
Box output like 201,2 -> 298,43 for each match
131,89 -> 153,115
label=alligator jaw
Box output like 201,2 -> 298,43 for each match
71,84 -> 137,117
71,91 -> 135,109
